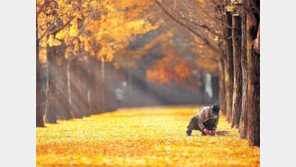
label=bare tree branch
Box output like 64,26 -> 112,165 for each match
191,0 -> 232,29
167,7 -> 227,42
38,16 -> 76,41
154,0 -> 226,61
67,5 -> 97,46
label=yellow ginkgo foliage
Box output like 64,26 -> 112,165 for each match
37,0 -> 162,63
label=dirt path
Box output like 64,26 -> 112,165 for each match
36,106 -> 259,166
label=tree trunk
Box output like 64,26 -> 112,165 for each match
79,59 -> 90,116
104,62 -> 116,111
55,43 -> 72,120
239,11 -> 248,139
211,75 -> 219,103
99,61 -> 105,112
218,58 -> 226,115
103,62 -> 110,111
200,76 -> 206,104
231,14 -> 242,128
56,61 -> 72,120
224,11 -> 234,122
45,45 -> 58,123
36,39 -> 45,127
247,0 -> 260,146
89,57 -> 101,114
126,66 -> 133,108
67,58 -> 83,118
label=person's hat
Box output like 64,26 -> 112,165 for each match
212,103 -> 220,115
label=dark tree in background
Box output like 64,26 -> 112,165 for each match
89,57 -> 104,115
104,62 -> 117,112
67,58 -> 84,118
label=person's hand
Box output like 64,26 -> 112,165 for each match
210,130 -> 216,136
203,129 -> 211,135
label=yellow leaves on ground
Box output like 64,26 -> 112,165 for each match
36,106 -> 260,166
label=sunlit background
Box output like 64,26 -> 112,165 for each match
37,0 -> 222,123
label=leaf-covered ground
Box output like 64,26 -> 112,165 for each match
36,106 -> 260,166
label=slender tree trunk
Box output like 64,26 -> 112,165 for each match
89,57 -> 101,114
68,58 -> 83,118
79,59 -> 90,116
103,62 -> 110,111
104,62 -> 116,111
36,39 -> 45,127
218,58 -> 226,115
45,45 -> 58,123
224,11 -> 234,122
108,62 -> 115,111
231,14 -> 242,128
247,0 -> 260,146
239,11 -> 248,139
211,75 -> 219,102
56,61 -> 72,120
99,61 -> 105,112
216,3 -> 226,115
126,66 -> 133,108
74,59 -> 86,117
200,75 -> 206,104
55,43 -> 72,120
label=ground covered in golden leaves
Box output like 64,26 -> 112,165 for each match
36,106 -> 260,166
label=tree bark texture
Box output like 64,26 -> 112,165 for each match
104,62 -> 116,112
36,39 -> 45,127
99,61 -> 105,112
247,0 -> 260,146
45,45 -> 58,123
55,43 -> 72,120
67,58 -> 84,118
218,58 -> 226,115
224,11 -> 234,123
78,59 -> 90,117
231,14 -> 242,128
212,75 -> 219,102
89,57 -> 101,114
239,11 -> 248,139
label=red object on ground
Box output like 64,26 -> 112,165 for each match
210,130 -> 216,136
203,129 -> 211,135
215,131 -> 230,136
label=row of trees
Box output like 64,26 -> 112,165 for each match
219,0 -> 260,147
154,0 -> 259,146
36,0 -> 260,146
37,55 -> 118,126
36,0 -> 161,126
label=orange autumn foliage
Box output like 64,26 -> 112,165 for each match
37,0 -> 161,63
146,50 -> 199,91
36,106 -> 260,166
